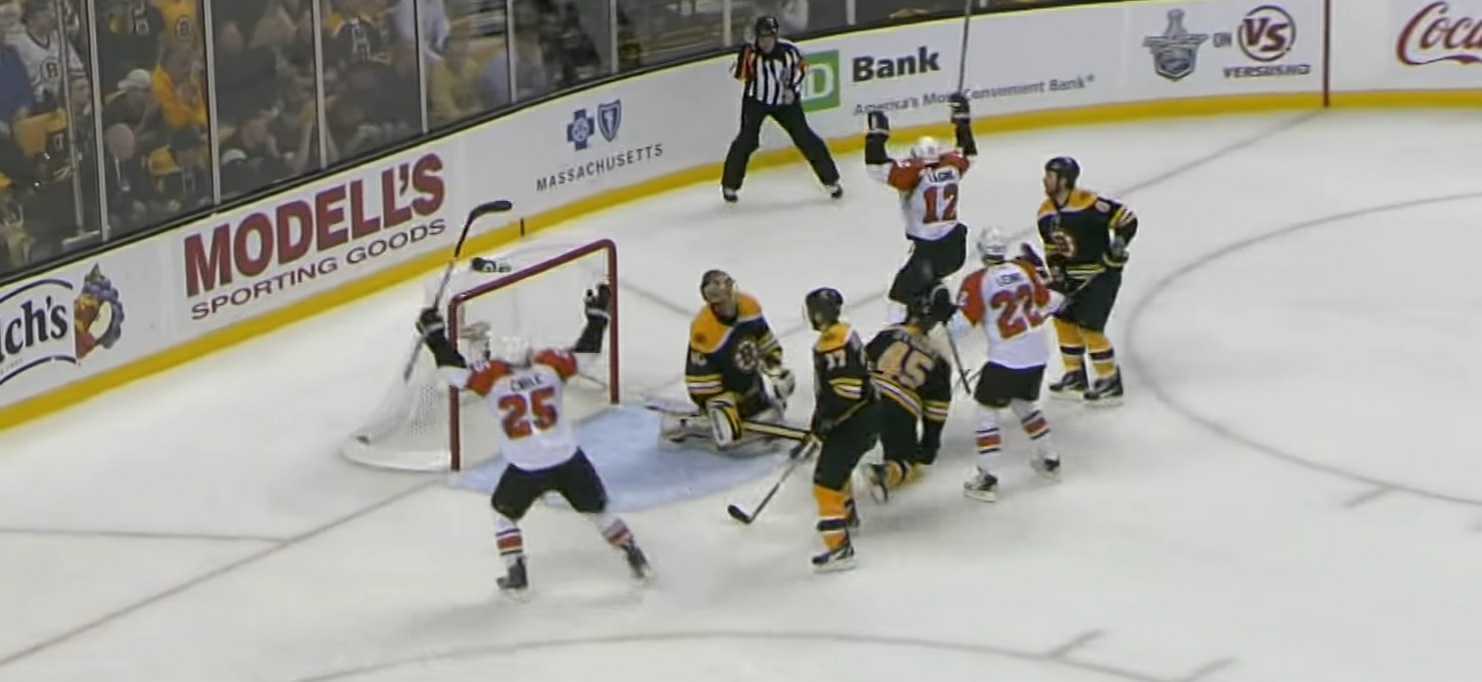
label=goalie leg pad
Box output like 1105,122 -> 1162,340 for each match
707,395 -> 743,448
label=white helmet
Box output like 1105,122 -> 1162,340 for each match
490,336 -> 532,367
976,227 -> 1008,264
910,136 -> 942,163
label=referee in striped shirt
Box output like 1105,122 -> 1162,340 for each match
721,16 -> 842,203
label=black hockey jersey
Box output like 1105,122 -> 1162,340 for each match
1037,189 -> 1139,280
686,293 -> 781,407
865,324 -> 951,425
810,322 -> 872,429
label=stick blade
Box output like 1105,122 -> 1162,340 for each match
727,504 -> 754,524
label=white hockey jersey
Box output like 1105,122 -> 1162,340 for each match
867,150 -> 971,241
956,260 -> 1061,370
6,29 -> 83,105
441,349 -> 581,471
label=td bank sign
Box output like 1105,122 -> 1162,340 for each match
803,46 -> 943,112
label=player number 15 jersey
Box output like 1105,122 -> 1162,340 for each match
956,262 -> 1061,369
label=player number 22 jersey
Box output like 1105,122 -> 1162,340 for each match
442,349 -> 581,471
956,262 -> 1061,369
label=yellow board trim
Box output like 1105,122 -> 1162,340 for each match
0,89 -> 1472,429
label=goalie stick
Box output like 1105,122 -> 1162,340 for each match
644,399 -> 809,443
400,200 -> 514,381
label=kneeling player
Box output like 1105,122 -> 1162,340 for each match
954,229 -> 1064,502
862,292 -> 953,501
415,308 -> 652,594
675,270 -> 796,448
801,288 -> 877,571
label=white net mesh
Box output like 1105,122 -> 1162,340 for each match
341,240 -> 617,471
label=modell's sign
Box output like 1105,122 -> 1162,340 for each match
182,153 -> 447,321
1398,1 -> 1482,65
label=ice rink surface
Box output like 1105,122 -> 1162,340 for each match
2,110 -> 1481,682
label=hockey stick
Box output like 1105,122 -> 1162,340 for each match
727,456 -> 804,524
956,0 -> 973,93
400,200 -> 514,381
944,325 -> 975,395
725,398 -> 869,525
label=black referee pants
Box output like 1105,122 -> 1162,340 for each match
722,98 -> 840,191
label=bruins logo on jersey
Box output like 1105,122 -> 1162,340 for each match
1049,229 -> 1077,259
732,337 -> 760,373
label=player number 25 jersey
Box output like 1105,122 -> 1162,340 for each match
442,349 -> 581,471
956,262 -> 1061,369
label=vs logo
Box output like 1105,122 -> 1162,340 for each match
1238,5 -> 1296,62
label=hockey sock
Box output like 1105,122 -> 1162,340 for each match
1083,330 -> 1117,379
493,512 -> 524,567
1009,400 -> 1055,455
589,512 -> 635,548
1053,319 -> 1086,373
974,409 -> 1003,473
813,485 -> 851,550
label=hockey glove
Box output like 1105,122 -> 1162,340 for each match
416,307 -> 446,339
584,279 -> 612,321
1105,235 -> 1130,268
948,92 -> 971,123
867,110 -> 890,136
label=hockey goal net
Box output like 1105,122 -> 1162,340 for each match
342,239 -> 619,471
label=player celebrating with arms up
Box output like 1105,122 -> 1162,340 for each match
954,229 -> 1064,501
1038,157 -> 1138,404
865,92 -> 979,323
414,307 -> 652,596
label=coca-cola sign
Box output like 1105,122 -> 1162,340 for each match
1397,1 -> 1482,65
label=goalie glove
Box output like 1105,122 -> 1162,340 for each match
766,366 -> 796,406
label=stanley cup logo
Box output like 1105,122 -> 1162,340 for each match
1144,9 -> 1210,81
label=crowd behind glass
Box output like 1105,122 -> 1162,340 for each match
0,0 -> 1079,276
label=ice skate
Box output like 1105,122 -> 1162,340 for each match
962,469 -> 999,502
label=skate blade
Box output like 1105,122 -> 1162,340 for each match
1031,460 -> 1062,480
813,556 -> 858,573
498,586 -> 532,602
1049,390 -> 1086,402
963,488 -> 999,503
1085,396 -> 1124,408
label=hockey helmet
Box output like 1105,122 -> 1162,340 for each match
975,227 -> 1008,264
754,15 -> 780,39
700,269 -> 736,306
1044,156 -> 1081,188
910,136 -> 943,163
803,287 -> 844,331
490,336 -> 532,367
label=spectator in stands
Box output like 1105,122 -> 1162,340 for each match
0,172 -> 31,270
0,40 -> 32,130
427,26 -> 486,127
480,29 -> 546,106
152,46 -> 208,130
153,0 -> 202,55
220,106 -> 295,198
146,127 -> 209,216
392,0 -> 448,65
103,68 -> 157,131
212,18 -> 280,129
101,123 -> 151,233
97,0 -> 166,92
9,0 -> 85,113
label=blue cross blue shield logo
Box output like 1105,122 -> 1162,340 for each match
597,100 -> 622,142
566,109 -> 595,150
